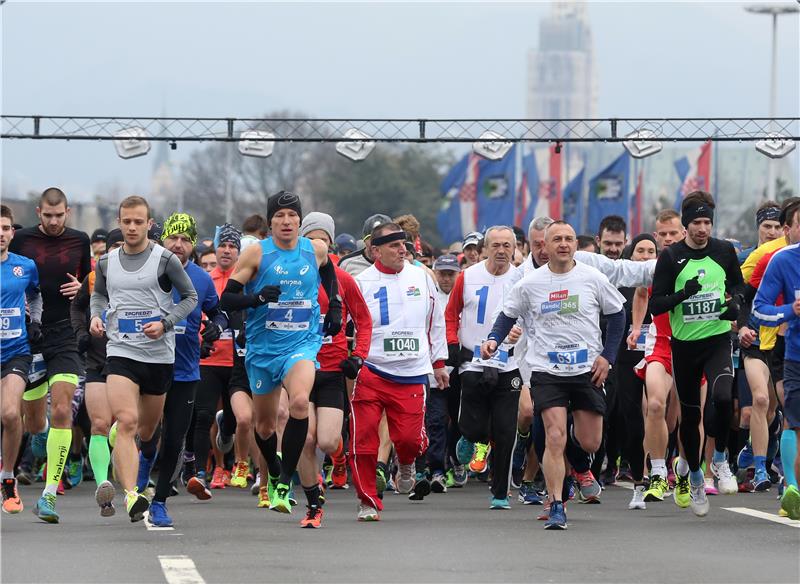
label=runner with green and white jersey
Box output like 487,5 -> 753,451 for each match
650,191 -> 744,517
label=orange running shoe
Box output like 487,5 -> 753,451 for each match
187,475 -> 212,500
331,456 -> 348,489
2,478 -> 23,514
257,486 -> 270,508
222,468 -> 232,486
210,466 -> 226,489
468,442 -> 491,474
229,461 -> 249,489
300,505 -> 324,528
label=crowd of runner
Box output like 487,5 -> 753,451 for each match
1,186 -> 799,530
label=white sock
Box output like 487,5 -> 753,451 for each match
651,459 -> 668,478
676,457 -> 689,476
0,470 -> 15,481
43,484 -> 58,496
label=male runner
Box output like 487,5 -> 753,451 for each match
90,196 -> 198,522
482,221 -> 625,530
1,205 -> 42,514
461,232 -> 483,268
10,188 -> 91,523
351,222 -> 448,521
650,191 -> 744,516
339,213 -> 392,277
220,191 -> 342,514
596,215 -> 627,260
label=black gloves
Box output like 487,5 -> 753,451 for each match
27,321 -> 42,345
323,296 -> 343,337
720,298 -> 740,321
255,285 -> 281,306
200,319 -> 222,344
340,355 -> 364,379
235,327 -> 246,349
682,276 -> 702,298
76,333 -> 91,354
446,343 -> 462,368
200,340 -> 216,359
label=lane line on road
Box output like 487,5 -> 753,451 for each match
143,511 -> 175,531
723,507 -> 800,528
158,555 -> 205,584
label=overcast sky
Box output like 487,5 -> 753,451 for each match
2,1 -> 799,200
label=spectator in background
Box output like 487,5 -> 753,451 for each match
90,229 -> 108,263
199,247 -> 217,273
462,231 -> 483,267
596,215 -> 627,260
335,233 -> 357,256
240,213 -> 268,252
513,225 -> 528,256
578,234 -> 600,253
418,240 -> 436,269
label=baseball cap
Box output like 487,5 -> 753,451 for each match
433,254 -> 461,272
462,231 -> 483,249
335,233 -> 357,254
91,228 -> 109,243
362,213 -> 392,240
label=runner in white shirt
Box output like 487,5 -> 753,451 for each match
350,222 -> 448,521
482,221 -> 626,530
445,226 -> 523,509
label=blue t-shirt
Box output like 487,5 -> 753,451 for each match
173,261 -> 219,382
751,243 -> 800,362
245,237 -> 321,365
1,252 -> 40,360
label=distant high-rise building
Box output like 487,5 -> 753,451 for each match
527,1 -> 597,121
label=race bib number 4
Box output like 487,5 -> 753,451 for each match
547,343 -> 588,372
118,309 -> 160,341
682,292 -> 721,323
0,307 -> 23,339
265,300 -> 312,331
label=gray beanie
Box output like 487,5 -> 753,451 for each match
300,212 -> 335,243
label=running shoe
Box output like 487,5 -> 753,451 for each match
186,474 -> 212,501
31,430 -> 48,459
511,466 -> 523,490
408,472 -> 431,501
689,482 -> 709,517
739,468 -> 756,492
445,469 -> 456,489
270,482 -> 292,514
574,470 -> 602,503
710,460 -> 738,494
518,481 -> 543,505
511,433 -> 528,482
323,463 -> 334,487
456,437 -> 475,466
147,501 -> 173,527
2,478 -> 23,514
136,452 -> 156,494
705,478 -> 719,496
180,457 -> 196,486
780,485 -> 800,520
628,485 -> 646,510
214,410 -> 234,454
33,493 -> 58,523
125,491 -> 149,523
15,468 -> 34,486
288,485 -> 298,507
666,462 -> 676,490
209,466 -> 226,489
490,496 -> 511,510
257,486 -> 270,508
251,473 -> 261,495
751,468 -> 771,492
643,475 -> 669,502
357,503 -> 380,522
544,500 -> 567,530
66,455 -> 84,488
672,459 -> 691,508
375,465 -> 388,497
229,460 -> 249,489
331,457 -> 348,489
222,468 -> 232,486
469,442 -> 491,474
430,471 -> 447,494
300,505 -> 324,528
737,441 -> 754,470
396,463 -> 415,494
267,473 -> 280,503
600,465 -> 618,486
452,464 -> 468,487
95,480 -> 116,517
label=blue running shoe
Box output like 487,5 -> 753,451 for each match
456,437 -> 475,465
544,501 -> 567,530
752,468 -> 771,492
33,493 -> 59,524
31,430 -> 48,459
147,501 -> 174,527
518,481 -> 544,505
67,455 -> 83,487
136,452 -> 156,494
490,496 -> 511,510
737,442 -> 754,470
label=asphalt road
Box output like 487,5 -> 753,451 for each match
2,478 -> 798,584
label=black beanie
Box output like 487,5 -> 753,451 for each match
267,191 -> 302,225
681,200 -> 714,228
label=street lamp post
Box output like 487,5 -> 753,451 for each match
745,3 -> 800,201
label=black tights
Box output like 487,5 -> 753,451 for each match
154,381 -> 197,503
616,361 -> 646,482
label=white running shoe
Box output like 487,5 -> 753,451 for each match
95,480 -> 116,517
357,503 -> 380,521
690,481 -> 709,517
710,460 -> 738,494
628,485 -> 646,510
396,463 -> 415,494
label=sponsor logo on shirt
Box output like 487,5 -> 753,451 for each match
299,265 -> 310,275
406,286 -> 422,297
540,290 -> 580,315
549,290 -> 569,301
274,264 -> 289,275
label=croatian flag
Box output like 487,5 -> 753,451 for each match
437,153 -> 480,244
518,145 -> 563,229
673,141 -> 712,210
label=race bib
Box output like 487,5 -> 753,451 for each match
732,347 -> 740,369
0,307 -> 23,340
383,329 -> 421,357
319,315 -> 333,345
219,329 -> 233,340
471,343 -> 510,370
28,353 -> 46,384
681,292 -> 721,323
547,343 -> 589,372
629,325 -> 647,352
233,329 -> 246,357
174,319 -> 188,335
118,309 -> 160,341
265,300 -> 312,331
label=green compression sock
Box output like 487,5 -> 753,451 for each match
89,434 -> 111,484
44,427 -> 72,495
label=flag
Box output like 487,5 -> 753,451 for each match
437,152 -> 477,244
673,140 -> 712,210
475,145 -> 517,232
518,146 -> 562,229
587,151 -> 631,235
562,166 -> 586,233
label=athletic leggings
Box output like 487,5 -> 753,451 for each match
192,366 -> 231,472
458,369 -> 520,499
615,359 -> 646,482
671,333 -> 734,473
154,381 -> 198,503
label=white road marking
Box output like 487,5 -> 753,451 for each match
723,507 -> 800,528
143,511 -> 175,531
159,555 -> 205,584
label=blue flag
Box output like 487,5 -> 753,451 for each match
562,166 -> 586,234
587,151 -> 630,235
437,154 -> 470,245
475,145 -> 517,231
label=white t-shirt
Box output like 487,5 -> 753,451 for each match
503,261 -> 625,377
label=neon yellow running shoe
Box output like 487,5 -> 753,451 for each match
108,421 -> 118,449
469,442 -> 491,474
125,491 -> 149,523
672,459 -> 691,509
257,486 -> 270,508
229,460 -> 249,489
644,475 -> 669,502
269,482 -> 292,514
780,485 -> 800,520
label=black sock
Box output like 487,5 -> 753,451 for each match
254,431 -> 281,478
303,483 -> 321,508
279,416 -> 308,485
140,426 -> 161,460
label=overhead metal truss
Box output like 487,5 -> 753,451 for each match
2,115 -> 798,143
